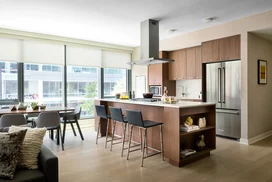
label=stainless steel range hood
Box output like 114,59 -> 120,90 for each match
129,19 -> 174,65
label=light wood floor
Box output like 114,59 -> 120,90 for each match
44,120 -> 272,182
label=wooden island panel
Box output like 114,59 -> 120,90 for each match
95,99 -> 216,167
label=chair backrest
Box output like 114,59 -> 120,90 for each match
35,111 -> 60,128
109,107 -> 124,122
74,106 -> 81,120
0,114 -> 27,127
95,105 -> 108,119
126,110 -> 144,127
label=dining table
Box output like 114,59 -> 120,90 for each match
0,106 -> 74,115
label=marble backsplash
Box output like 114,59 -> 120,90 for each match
176,79 -> 202,99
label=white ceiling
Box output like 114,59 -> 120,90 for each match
0,0 -> 272,47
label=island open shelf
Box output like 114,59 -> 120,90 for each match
95,99 -> 216,167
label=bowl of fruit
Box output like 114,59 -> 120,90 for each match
120,95 -> 129,100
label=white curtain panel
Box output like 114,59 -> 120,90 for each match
23,40 -> 64,65
66,45 -> 102,67
102,50 -> 131,69
0,38 -> 22,62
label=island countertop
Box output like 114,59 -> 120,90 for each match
95,98 -> 216,167
96,98 -> 215,108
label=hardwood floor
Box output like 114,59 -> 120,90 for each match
44,120 -> 272,182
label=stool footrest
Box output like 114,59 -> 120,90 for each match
144,152 -> 162,159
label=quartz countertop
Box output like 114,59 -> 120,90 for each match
96,98 -> 215,108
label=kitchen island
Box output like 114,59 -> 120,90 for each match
95,99 -> 216,167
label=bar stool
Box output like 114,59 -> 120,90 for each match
126,109 -> 164,167
95,105 -> 111,148
109,107 -> 128,156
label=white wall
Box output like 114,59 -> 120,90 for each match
247,33 -> 272,139
131,46 -> 148,94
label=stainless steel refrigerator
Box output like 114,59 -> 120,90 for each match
206,60 -> 241,139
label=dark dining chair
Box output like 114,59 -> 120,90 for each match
0,114 -> 28,127
35,111 -> 64,151
60,106 -> 84,143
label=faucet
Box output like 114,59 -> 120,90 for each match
180,85 -> 186,97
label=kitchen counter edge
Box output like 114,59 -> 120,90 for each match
96,99 -> 215,108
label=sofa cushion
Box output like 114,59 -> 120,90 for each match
0,130 -> 27,179
9,126 -> 46,169
0,169 -> 45,182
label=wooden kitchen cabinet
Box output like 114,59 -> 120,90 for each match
148,51 -> 176,96
177,49 -> 187,80
195,46 -> 202,78
202,35 -> 240,63
226,35 -> 240,60
168,51 -> 178,80
148,63 -> 163,85
202,40 -> 219,63
186,47 -> 196,79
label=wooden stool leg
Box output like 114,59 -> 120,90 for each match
121,123 -> 127,157
160,125 -> 164,161
141,128 -> 147,167
110,120 -> 116,151
105,118 -> 110,148
96,119 -> 101,144
140,128 -> 142,151
127,125 -> 133,160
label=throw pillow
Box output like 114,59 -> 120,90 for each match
0,129 -> 27,179
9,126 -> 47,169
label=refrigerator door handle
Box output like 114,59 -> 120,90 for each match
222,67 -> 225,103
218,68 -> 221,103
216,109 -> 240,115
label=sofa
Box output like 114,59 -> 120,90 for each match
0,128 -> 59,182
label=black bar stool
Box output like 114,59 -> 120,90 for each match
126,109 -> 164,167
95,105 -> 111,147
109,107 -> 128,156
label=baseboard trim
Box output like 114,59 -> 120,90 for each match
240,130 -> 272,145
239,138 -> 249,145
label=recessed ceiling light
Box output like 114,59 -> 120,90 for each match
169,29 -> 178,33
203,17 -> 217,23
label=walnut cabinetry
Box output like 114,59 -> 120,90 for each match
169,46 -> 202,80
148,63 -> 163,85
148,51 -> 176,96
202,35 -> 240,63
168,51 -> 178,80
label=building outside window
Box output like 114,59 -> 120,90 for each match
24,63 -> 63,107
67,66 -> 99,117
104,68 -> 127,97
0,61 -> 18,99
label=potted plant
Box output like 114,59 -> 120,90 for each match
17,102 -> 27,110
31,102 -> 39,110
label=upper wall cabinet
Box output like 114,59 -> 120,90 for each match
148,63 -> 163,85
148,51 -> 168,85
169,46 -> 202,80
168,51 -> 179,80
202,35 -> 240,63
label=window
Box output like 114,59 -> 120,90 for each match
67,66 -> 99,117
103,68 -> 127,97
24,64 -> 39,71
42,65 -> 61,72
0,61 -> 18,99
24,63 -> 63,106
